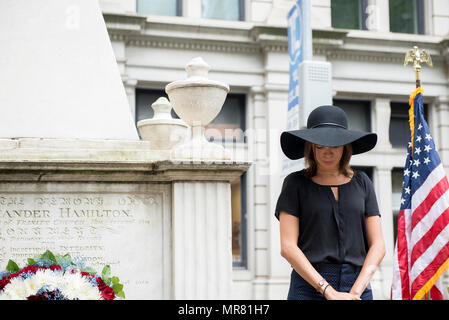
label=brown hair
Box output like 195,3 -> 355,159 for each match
303,142 -> 353,178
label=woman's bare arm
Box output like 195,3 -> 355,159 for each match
279,211 -> 359,300
349,215 -> 386,298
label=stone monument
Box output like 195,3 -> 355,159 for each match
0,0 -> 249,299
0,0 -> 138,140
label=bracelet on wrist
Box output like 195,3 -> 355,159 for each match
316,279 -> 326,292
322,284 -> 330,297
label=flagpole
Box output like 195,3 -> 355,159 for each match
403,46 -> 433,300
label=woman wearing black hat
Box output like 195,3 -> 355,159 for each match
275,105 -> 385,300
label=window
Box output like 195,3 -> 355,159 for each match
389,0 -> 424,34
232,172 -> 247,267
331,0 -> 369,30
202,0 -> 244,21
389,101 -> 428,148
392,168 -> 404,242
136,0 -> 181,16
205,94 -> 246,143
333,99 -> 371,132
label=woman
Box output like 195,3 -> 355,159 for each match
275,105 -> 385,300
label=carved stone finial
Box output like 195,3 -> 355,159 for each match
185,57 -> 211,78
151,97 -> 172,120
136,97 -> 188,150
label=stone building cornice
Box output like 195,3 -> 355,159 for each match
313,29 -> 447,64
103,12 -> 449,63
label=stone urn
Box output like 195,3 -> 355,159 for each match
137,97 -> 188,150
165,57 -> 231,160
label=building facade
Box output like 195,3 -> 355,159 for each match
99,0 -> 449,299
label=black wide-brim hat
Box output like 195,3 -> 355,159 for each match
281,105 -> 377,160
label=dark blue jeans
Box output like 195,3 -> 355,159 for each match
287,263 -> 373,300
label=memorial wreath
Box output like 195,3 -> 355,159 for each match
0,250 -> 125,300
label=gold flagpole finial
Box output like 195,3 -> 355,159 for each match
404,46 -> 433,88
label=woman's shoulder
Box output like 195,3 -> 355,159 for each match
283,169 -> 309,186
352,169 -> 374,188
352,169 -> 369,180
285,169 -> 307,181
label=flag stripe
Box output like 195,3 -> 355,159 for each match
411,163 -> 446,214
411,205 -> 449,268
411,184 -> 449,246
395,209 -> 411,299
412,244 -> 449,300
411,176 -> 449,231
410,222 -> 449,290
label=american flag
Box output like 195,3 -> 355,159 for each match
391,88 -> 449,300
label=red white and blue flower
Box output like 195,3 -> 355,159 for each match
0,251 -> 124,300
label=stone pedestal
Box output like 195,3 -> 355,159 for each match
0,140 -> 250,299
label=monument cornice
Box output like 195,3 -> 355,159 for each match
0,160 -> 250,183
0,138 -> 250,182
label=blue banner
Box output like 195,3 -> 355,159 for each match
287,1 -> 302,115
282,0 -> 307,176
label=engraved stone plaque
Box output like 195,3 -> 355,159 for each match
0,183 -> 171,299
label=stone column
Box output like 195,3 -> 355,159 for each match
311,0 -> 331,28
266,87 -> 291,299
251,28 -> 291,298
372,165 -> 394,299
99,0 -> 136,13
248,87 -> 271,298
435,96 -> 449,176
372,97 -> 392,151
436,95 -> 449,289
432,0 -> 449,36
250,0 -> 273,23
172,181 -> 232,299
183,0 -> 201,18
366,0 -> 390,32
370,96 -> 394,299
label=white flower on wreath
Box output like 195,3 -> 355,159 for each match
0,269 -> 102,300
1,277 -> 29,300
62,272 -> 101,300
